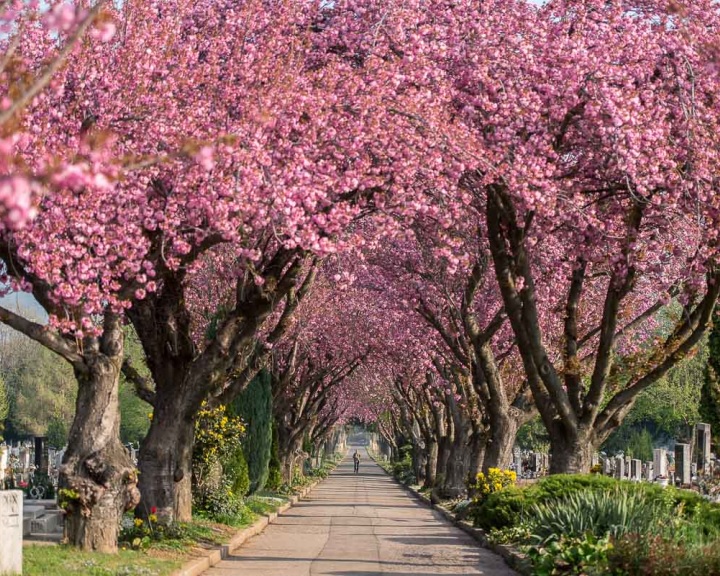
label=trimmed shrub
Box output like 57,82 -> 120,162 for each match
266,421 -> 283,491
225,447 -> 251,498
231,369 -> 273,494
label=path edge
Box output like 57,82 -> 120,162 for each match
171,465 -> 338,576
367,452 -> 532,576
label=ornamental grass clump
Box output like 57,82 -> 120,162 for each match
527,486 -> 670,545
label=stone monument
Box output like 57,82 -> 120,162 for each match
653,448 -> 668,478
697,423 -> 712,475
675,443 -> 691,485
0,490 -> 23,574
615,456 -> 625,479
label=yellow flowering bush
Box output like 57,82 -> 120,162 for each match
193,402 -> 246,468
472,468 -> 517,502
192,402 -> 248,520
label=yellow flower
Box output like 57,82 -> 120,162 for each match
148,514 -> 158,524
134,518 -> 144,527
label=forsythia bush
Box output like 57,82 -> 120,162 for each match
194,402 -> 246,467
472,468 -> 517,501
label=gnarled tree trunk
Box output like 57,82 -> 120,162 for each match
60,319 -> 140,552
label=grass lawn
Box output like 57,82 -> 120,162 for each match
23,545 -> 183,576
22,458 -> 338,575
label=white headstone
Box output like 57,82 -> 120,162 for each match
645,461 -> 654,482
615,456 -> 625,479
19,450 -> 30,471
631,459 -> 642,481
602,457 -> 612,476
513,452 -> 522,474
0,490 -> 23,574
0,446 -> 7,483
653,448 -> 668,478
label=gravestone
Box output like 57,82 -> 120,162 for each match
653,448 -> 668,478
529,453 -> 538,473
615,456 -> 625,479
19,449 -> 30,471
645,461 -> 654,481
591,452 -> 600,468
675,443 -> 691,485
602,457 -> 612,476
697,423 -> 712,475
34,436 -> 48,474
0,446 -> 7,483
513,451 -> 523,474
0,490 -> 22,574
631,459 -> 642,481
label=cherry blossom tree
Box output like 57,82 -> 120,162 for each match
10,0 -> 462,528
448,0 -> 720,472
0,1 -> 142,552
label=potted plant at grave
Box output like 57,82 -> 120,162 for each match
656,475 -> 669,487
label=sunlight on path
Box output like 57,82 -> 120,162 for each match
205,446 -> 517,576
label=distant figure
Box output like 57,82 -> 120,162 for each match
353,450 -> 361,474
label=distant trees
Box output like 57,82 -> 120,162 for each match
0,319 -> 151,445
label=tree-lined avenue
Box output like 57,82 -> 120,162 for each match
206,447 -> 516,576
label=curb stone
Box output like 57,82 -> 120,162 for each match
172,464 -> 339,576
367,452 -> 532,576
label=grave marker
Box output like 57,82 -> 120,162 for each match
675,443 -> 691,485
653,448 -> 668,478
0,490 -> 22,574
615,456 -> 625,479
697,423 -> 712,475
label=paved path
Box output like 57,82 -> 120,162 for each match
205,447 -> 517,576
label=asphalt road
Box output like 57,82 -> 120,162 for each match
205,447 -> 518,576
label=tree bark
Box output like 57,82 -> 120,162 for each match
423,438 -> 438,489
483,412 -> 521,472
136,401 -> 194,522
60,322 -> 140,552
548,423 -> 595,474
467,430 -> 487,482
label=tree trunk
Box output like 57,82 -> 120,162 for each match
423,438 -> 438,489
548,424 -> 595,474
136,399 -> 194,522
467,430 -> 487,482
483,413 -> 520,472
60,339 -> 140,552
436,435 -> 451,486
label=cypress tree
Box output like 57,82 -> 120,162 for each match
231,369 -> 273,494
700,310 -> 720,449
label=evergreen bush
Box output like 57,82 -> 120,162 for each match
266,421 -> 283,491
231,369 -> 273,494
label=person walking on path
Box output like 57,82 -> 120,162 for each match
353,450 -> 361,474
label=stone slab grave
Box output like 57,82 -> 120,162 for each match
675,443 -> 691,485
654,448 -> 668,479
697,423 -> 712,475
25,500 -> 64,540
0,490 -> 23,575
